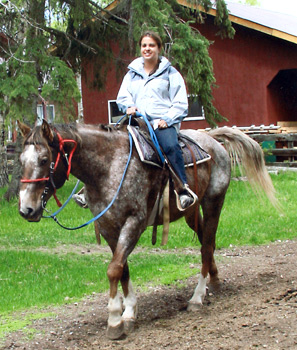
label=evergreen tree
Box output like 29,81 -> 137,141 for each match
0,0 -> 234,195
1,0 -> 234,127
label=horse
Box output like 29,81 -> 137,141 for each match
17,120 -> 277,339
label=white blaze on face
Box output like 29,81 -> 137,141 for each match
20,145 -> 39,168
19,145 -> 41,213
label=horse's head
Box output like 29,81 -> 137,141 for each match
18,120 -> 71,222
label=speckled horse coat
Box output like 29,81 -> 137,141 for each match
18,120 -> 277,340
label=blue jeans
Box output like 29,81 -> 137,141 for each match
154,126 -> 187,185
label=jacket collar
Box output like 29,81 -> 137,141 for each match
128,56 -> 171,77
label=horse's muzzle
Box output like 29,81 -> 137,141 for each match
19,205 -> 43,222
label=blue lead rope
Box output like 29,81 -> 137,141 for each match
44,116 -> 134,230
43,179 -> 81,219
44,113 -> 164,230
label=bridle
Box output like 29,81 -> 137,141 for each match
21,130 -> 77,208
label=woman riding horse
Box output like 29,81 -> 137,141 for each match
117,31 -> 197,210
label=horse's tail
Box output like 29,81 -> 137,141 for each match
208,127 -> 279,209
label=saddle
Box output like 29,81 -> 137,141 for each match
127,124 -> 211,168
125,118 -> 210,246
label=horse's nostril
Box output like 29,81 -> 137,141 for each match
27,207 -> 34,215
20,207 -> 34,217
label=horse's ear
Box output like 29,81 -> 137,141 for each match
17,120 -> 31,137
41,120 -> 54,142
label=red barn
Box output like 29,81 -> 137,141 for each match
81,0 -> 297,130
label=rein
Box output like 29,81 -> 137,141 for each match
43,117 -> 134,230
31,114 -> 162,230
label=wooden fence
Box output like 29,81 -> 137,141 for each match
249,133 -> 297,167
6,142 -> 16,175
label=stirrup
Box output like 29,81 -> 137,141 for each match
175,185 -> 198,211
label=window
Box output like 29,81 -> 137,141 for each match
184,95 -> 205,121
37,104 -> 55,124
108,100 -> 124,124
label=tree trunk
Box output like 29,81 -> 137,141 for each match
0,145 -> 9,188
4,133 -> 22,201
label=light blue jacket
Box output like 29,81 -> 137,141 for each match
116,56 -> 188,129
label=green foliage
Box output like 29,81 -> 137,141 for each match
214,0 -> 236,38
0,2 -> 81,125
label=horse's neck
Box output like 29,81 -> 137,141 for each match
70,125 -> 127,184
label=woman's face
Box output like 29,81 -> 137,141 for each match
140,36 -> 160,64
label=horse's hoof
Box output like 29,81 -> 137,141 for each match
187,302 -> 203,312
106,321 -> 125,340
123,318 -> 135,334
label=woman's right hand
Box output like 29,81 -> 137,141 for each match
126,106 -> 139,116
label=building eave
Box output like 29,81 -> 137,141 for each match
177,0 -> 297,45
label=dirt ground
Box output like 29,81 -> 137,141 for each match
2,239 -> 297,350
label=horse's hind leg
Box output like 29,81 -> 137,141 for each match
185,208 -> 203,244
188,194 -> 225,310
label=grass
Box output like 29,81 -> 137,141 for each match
0,250 -> 110,313
140,171 -> 297,249
0,312 -> 55,339
0,171 -> 296,339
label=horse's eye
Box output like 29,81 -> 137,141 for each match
40,158 -> 48,166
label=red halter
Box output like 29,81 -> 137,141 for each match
21,131 -> 77,207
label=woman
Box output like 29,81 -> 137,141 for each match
116,31 -> 197,210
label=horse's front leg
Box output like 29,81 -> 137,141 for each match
106,253 -> 125,339
107,258 -> 138,339
121,264 -> 138,334
106,217 -> 142,339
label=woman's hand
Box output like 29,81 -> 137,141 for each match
126,106 -> 139,116
158,119 -> 168,129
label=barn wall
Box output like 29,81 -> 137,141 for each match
194,17 -> 297,128
81,16 -> 297,128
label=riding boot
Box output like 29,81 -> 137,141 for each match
72,187 -> 88,208
179,184 -> 198,209
176,184 -> 198,211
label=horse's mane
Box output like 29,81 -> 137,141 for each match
99,123 -> 127,132
24,123 -> 82,149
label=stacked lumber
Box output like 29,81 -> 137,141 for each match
277,121 -> 297,133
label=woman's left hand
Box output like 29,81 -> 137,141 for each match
158,120 -> 168,129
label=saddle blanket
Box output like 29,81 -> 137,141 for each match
127,125 -> 211,168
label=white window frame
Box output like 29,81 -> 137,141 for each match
37,104 -> 55,124
184,94 -> 205,121
108,100 -> 124,124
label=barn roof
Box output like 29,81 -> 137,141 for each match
106,1 -> 297,44
224,1 -> 297,37
177,0 -> 297,44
